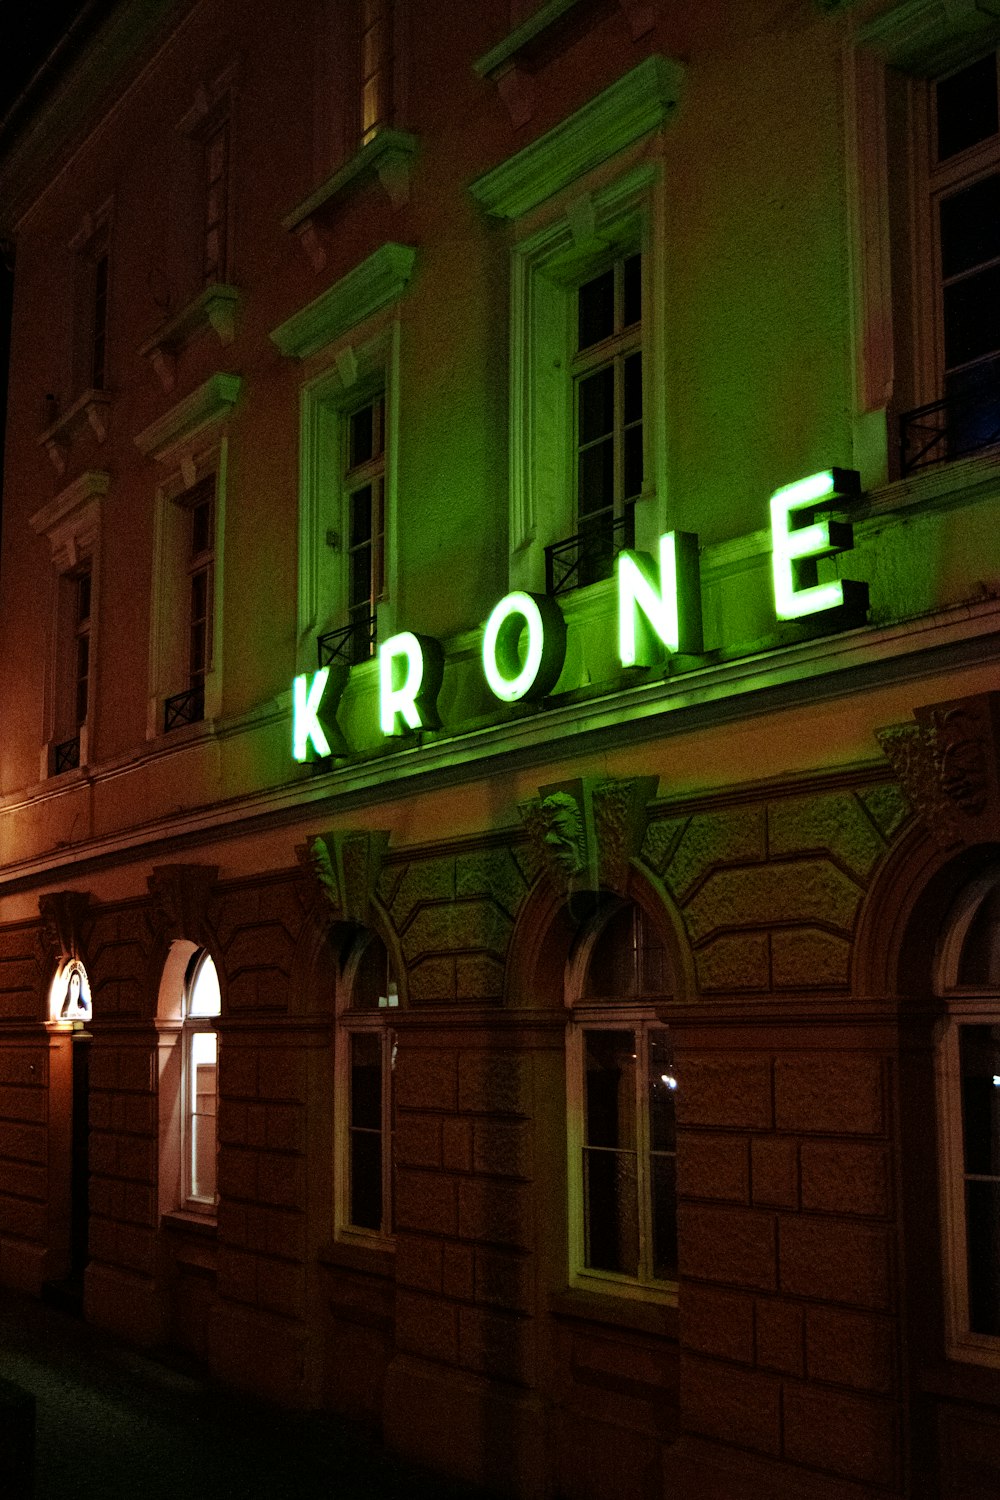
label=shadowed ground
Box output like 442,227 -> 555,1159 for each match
0,1287 -> 494,1499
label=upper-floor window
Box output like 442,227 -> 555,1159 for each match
338,931 -> 398,1239
187,479 -> 215,704
202,116 -> 230,286
360,0 -> 393,144
343,394 -> 385,664
70,213 -> 111,398
567,899 -> 676,1296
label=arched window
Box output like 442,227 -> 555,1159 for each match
337,932 -> 398,1238
567,898 -> 676,1295
938,874 -> 1000,1361
181,949 -> 221,1209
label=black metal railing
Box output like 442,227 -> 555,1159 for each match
318,614 -> 376,668
545,506 -> 635,596
900,358 -> 1000,475
53,736 -> 80,775
163,684 -> 205,732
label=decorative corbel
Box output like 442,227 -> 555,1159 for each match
617,0 -> 656,39
519,775 -> 658,897
877,691 -> 1000,850
294,219 -> 327,273
39,890 -> 91,968
495,63 -> 535,128
148,864 -> 219,940
297,829 -> 390,927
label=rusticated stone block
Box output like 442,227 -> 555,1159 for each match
679,1284 -> 754,1364
257,1153 -> 303,1210
774,1055 -> 884,1136
87,1216 -> 117,1264
115,1223 -> 156,1276
858,783 -> 910,841
800,1141 -> 891,1217
695,932 -> 770,993
455,953 -> 506,1002
124,1096 -> 156,1135
751,1137 -> 799,1209
767,792 -> 886,881
264,1104 -> 303,1153
677,1204 -> 776,1289
779,1217 -> 891,1309
257,1048 -> 307,1103
442,1242 -> 474,1301
0,1052 -> 47,1087
396,1289 -> 459,1363
685,861 -> 863,943
396,1234 -> 443,1293
682,1356 -> 780,1456
3,1197 -> 47,1241
805,1306 -> 895,1394
474,1246 -> 531,1313
676,1058 -> 772,1130
226,969 -> 290,1012
0,1087 -> 45,1125
641,816 -> 686,876
396,1049 -> 457,1112
441,1118 -> 472,1173
458,1178 -> 532,1249
458,1052 -> 530,1116
402,901 -> 511,964
782,1384 -> 897,1488
87,1132 -> 117,1176
217,1145 -> 257,1201
771,928 -> 851,989
472,1120 -> 533,1180
664,808 -> 766,902
395,1171 -> 458,1236
455,849 -> 528,918
389,860 -> 456,927
245,1105 -> 270,1149
396,1114 -> 442,1170
216,1201 -> 246,1247
219,1048 -> 257,1099
754,1297 -> 804,1375
117,1138 -> 153,1181
88,1177 -> 123,1220
407,957 -> 456,1003
676,1133 -> 749,1203
458,1306 -> 532,1383
87,1051 -> 118,1091
121,1182 -> 155,1225
256,1257 -> 306,1319
217,1101 -> 248,1147
0,1161 -> 45,1200
117,1050 -> 155,1093
217,1245 -> 256,1304
244,1205 -> 305,1261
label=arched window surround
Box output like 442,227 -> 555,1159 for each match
155,938 -> 222,1219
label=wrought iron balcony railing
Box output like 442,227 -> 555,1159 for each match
318,614 -> 376,668
53,736 -> 80,775
900,359 -> 1000,476
164,684 -> 205,733
545,505 -> 635,597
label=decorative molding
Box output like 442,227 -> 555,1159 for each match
37,388 -> 112,474
134,372 -> 241,464
148,864 -> 219,940
856,0 -> 1000,75
469,55 -> 683,220
297,830 -> 390,926
138,284 -> 240,393
877,692 -> 1000,848
474,0 -> 587,77
270,243 -> 417,361
281,129 -> 418,268
519,776 -> 658,896
30,470 -> 108,569
39,890 -> 91,966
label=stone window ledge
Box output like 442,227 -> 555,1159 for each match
474,0 -> 658,126
855,0 -> 1000,75
38,388 -> 112,474
270,242 -> 417,361
138,283 -> 240,394
320,1237 -> 396,1278
281,129 -> 418,273
549,1284 -> 679,1336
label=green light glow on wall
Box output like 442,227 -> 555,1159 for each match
770,469 -> 860,619
618,531 -> 703,667
293,669 -> 333,761
379,631 -> 444,735
482,591 -> 566,702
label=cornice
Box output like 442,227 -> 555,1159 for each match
855,0 -> 1000,74
134,372 -> 241,463
468,54 -> 684,220
270,243 -> 417,360
29,469 -> 109,539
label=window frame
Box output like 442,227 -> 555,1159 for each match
335,930 -> 399,1244
565,898 -> 677,1303
180,948 -> 221,1213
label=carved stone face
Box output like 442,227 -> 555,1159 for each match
541,792 -> 584,877
940,729 -> 988,814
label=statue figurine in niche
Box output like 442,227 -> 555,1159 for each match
58,960 -> 91,1022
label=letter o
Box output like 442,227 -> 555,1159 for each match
482,591 -> 565,703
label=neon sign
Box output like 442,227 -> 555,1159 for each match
292,470 -> 865,762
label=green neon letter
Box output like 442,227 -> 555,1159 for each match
379,631 -> 444,736
293,669 -> 332,760
770,468 -> 862,619
482,591 -> 566,703
618,531 -> 703,667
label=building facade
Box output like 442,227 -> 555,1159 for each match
2,1 -> 1000,1495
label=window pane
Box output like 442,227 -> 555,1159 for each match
190,1029 -> 218,1202
578,268 -> 614,350
623,351 -> 642,425
351,1031 -> 382,1130
623,253 -> 641,328
350,485 -> 373,549
578,366 -> 614,444
584,1146 -> 639,1275
350,405 -> 374,467
943,263 -> 1000,368
648,1029 -> 677,1154
958,887 -> 1000,985
650,1151 -> 678,1281
585,1030 -> 636,1149
187,952 -> 221,1017
350,1128 -> 382,1229
960,1025 -> 1000,1177
191,498 -> 212,557
578,440 -> 614,518
937,54 -> 998,161
940,176 -> 1000,279
624,426 -> 643,502
351,543 -> 373,609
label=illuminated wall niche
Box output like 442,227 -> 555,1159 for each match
49,958 -> 92,1024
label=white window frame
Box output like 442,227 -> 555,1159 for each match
155,938 -> 221,1221
335,931 -> 399,1244
565,900 -> 676,1303
508,163 -> 665,595
181,949 -> 221,1212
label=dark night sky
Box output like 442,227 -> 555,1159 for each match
0,0 -> 91,120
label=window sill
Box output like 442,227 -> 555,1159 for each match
550,1283 -> 678,1337
863,444 -> 1000,529
138,283 -> 240,394
161,1209 -> 218,1237
282,130 -> 418,272
38,389 -> 112,474
319,1236 -> 396,1278
474,0 -> 658,126
856,0 -> 1000,76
